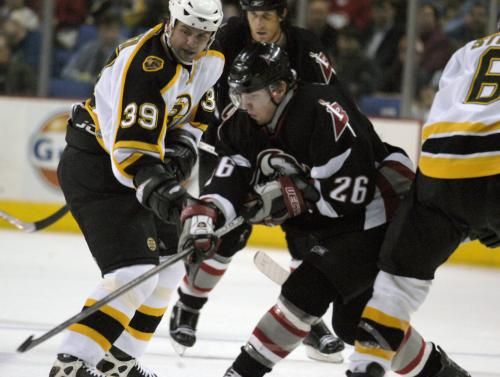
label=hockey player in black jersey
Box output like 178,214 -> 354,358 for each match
48,1 -> 224,377
170,0 -> 344,361
174,43 -> 470,377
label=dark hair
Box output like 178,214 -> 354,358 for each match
421,3 -> 440,21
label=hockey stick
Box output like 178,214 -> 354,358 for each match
0,205 -> 69,233
198,140 -> 218,156
253,251 -> 344,363
17,215 -> 246,353
253,250 -> 290,285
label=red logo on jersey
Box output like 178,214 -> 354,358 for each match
319,99 -> 356,141
310,52 -> 334,84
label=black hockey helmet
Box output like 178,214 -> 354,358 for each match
228,42 -> 296,98
240,0 -> 287,11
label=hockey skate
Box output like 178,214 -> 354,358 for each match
346,362 -> 386,377
96,346 -> 158,377
433,345 -> 471,377
169,301 -> 200,355
302,321 -> 344,363
49,354 -> 106,377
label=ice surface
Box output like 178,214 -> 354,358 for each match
1,229 -> 499,376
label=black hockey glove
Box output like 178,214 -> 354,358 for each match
134,164 -> 189,224
249,175 -> 319,226
178,198 -> 220,264
164,128 -> 198,182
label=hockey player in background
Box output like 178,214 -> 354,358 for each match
49,1 -> 224,376
345,26 -> 500,377
170,0 -> 344,360
176,42 -> 469,377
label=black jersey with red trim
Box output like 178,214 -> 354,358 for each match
202,82 -> 414,235
214,17 -> 335,112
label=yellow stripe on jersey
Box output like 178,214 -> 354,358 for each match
420,153 -> 500,179
114,140 -> 163,156
421,121 -> 500,142
118,152 -> 143,175
85,299 -> 131,328
84,99 -> 108,153
189,121 -> 208,132
158,105 -> 169,160
362,307 -> 410,332
136,304 -> 168,317
160,65 -> 182,94
68,323 -> 112,351
195,49 -> 225,62
354,340 -> 395,360
113,141 -> 163,178
125,326 -> 154,341
112,24 -> 164,182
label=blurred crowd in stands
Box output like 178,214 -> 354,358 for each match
0,0 -> 496,120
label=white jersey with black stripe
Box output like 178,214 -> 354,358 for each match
419,32 -> 500,179
91,23 -> 224,188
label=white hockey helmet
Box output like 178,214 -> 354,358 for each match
169,0 -> 223,33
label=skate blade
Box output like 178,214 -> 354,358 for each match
304,345 -> 344,363
170,338 -> 188,356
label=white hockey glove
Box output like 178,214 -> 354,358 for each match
178,198 -> 220,264
249,175 -> 319,226
134,164 -> 189,224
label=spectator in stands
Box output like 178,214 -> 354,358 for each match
0,32 -> 35,95
436,0 -> 465,32
411,84 -> 436,121
2,14 -> 40,69
119,0 -> 168,34
379,35 -> 425,94
329,0 -> 372,31
361,0 -> 403,76
417,3 -> 453,86
306,0 -> 337,60
54,0 -> 88,50
334,26 -> 380,100
446,1 -> 488,49
0,0 -> 39,31
61,10 -> 123,84
222,0 -> 240,22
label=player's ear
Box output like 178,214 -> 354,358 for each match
279,8 -> 287,21
269,81 -> 287,100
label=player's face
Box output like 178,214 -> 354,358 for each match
239,88 -> 277,125
246,10 -> 282,43
169,21 -> 213,61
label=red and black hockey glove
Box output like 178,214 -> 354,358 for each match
178,198 -> 221,264
249,175 -> 319,226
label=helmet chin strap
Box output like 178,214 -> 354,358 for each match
163,27 -> 194,66
163,23 -> 216,66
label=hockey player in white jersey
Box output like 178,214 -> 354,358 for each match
49,1 -> 224,377
346,28 -> 500,377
